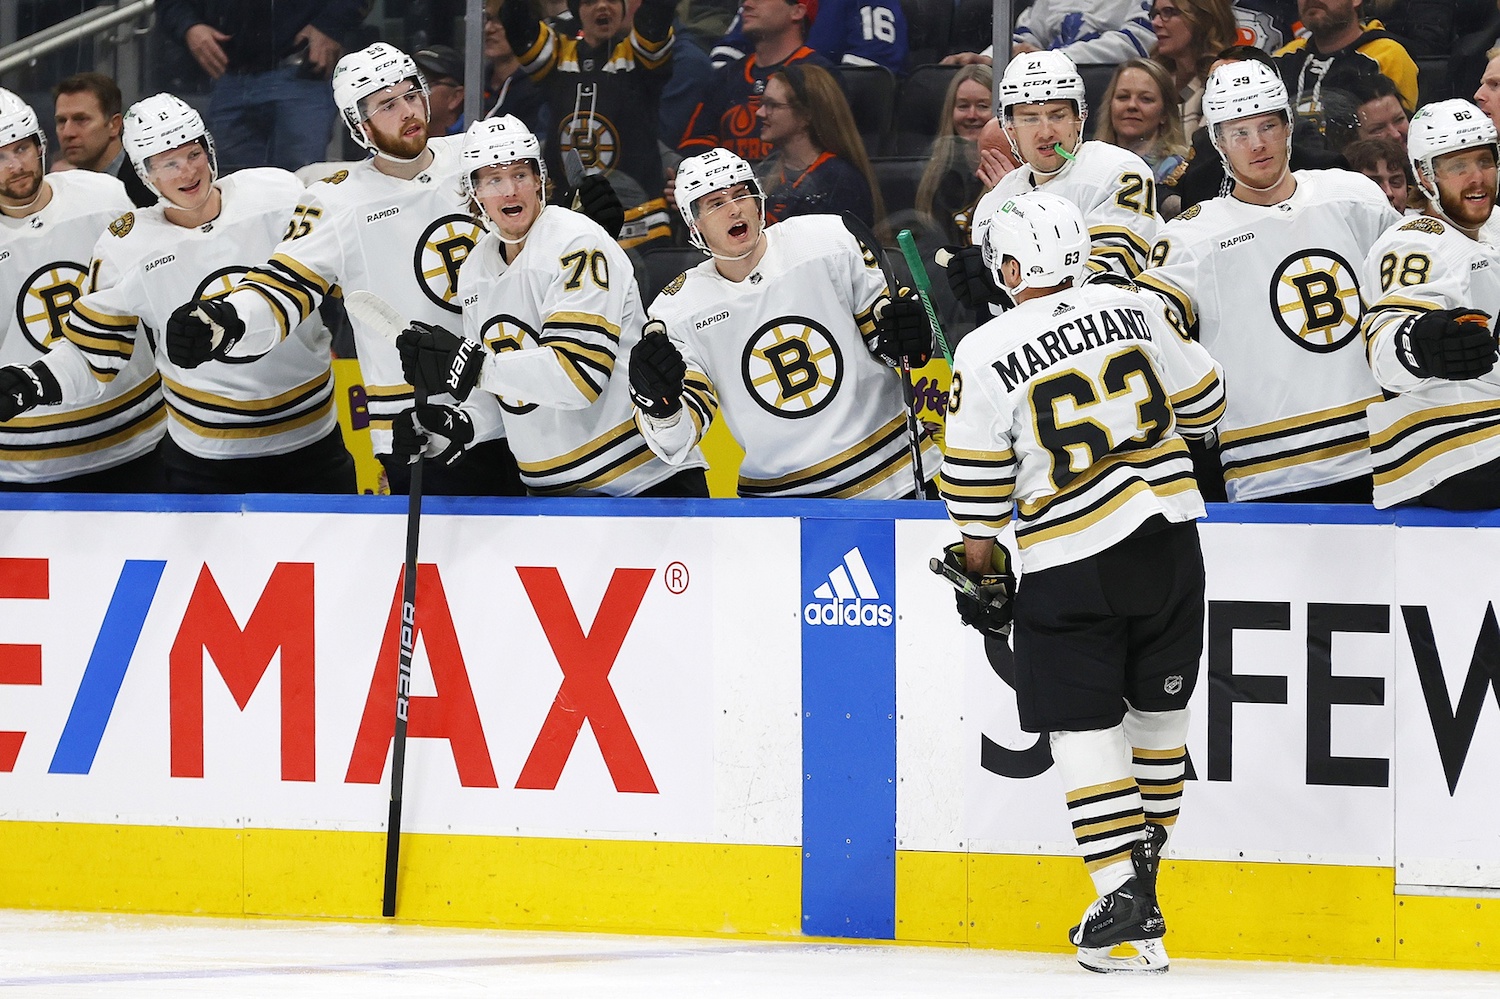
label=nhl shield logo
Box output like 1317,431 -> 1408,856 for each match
1164,675 -> 1183,695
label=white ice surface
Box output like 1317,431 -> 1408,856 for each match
0,910 -> 1496,998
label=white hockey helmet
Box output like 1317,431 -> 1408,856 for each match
1408,98 -> 1500,203
332,42 -> 430,152
999,50 -> 1087,117
980,191 -> 1090,297
122,93 -> 216,197
461,115 -> 547,234
673,148 -> 765,251
1203,59 -> 1290,151
0,87 -> 46,167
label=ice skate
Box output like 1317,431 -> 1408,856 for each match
1068,875 -> 1168,974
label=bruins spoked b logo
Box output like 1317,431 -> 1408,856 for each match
1269,249 -> 1363,352
15,261 -> 87,351
414,215 -> 482,312
741,316 -> 843,417
195,266 -> 248,302
479,313 -> 538,414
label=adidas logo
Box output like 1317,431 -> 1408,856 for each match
803,547 -> 893,627
1052,303 -> 1074,316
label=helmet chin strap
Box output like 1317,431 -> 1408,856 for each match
707,227 -> 764,262
1221,134 -> 1294,195
1,172 -> 48,216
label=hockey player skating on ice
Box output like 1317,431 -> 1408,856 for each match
1361,100 -> 1500,509
940,191 -> 1225,975
394,116 -> 708,496
1135,59 -> 1399,502
942,50 -> 1162,319
628,149 -> 941,498
0,87 -> 164,490
2,94 -> 356,494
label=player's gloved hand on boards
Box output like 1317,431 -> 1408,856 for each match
390,403 -> 474,466
937,244 -> 1003,314
572,173 -> 624,240
942,541 -> 1015,638
872,288 -> 932,367
165,298 -> 244,368
629,320 -> 686,418
397,321 -> 484,401
1400,308 -> 1497,380
0,363 -> 60,421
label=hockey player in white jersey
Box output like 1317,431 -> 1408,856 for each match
0,87 -> 164,490
941,192 -> 1225,974
1135,60 -> 1399,502
626,149 -> 940,498
940,50 -> 1163,318
394,116 -> 707,496
159,42 -> 523,497
2,94 -> 356,493
1361,100 -> 1500,509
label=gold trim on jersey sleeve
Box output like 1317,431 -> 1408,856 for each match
1218,396 -> 1379,446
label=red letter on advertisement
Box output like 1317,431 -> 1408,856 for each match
515,566 -> 658,794
0,558 -> 47,772
170,563 -> 316,780
345,564 -> 498,788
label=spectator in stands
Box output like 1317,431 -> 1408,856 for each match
1151,0 -> 1238,133
50,73 -> 155,207
1232,0 -> 1299,52
678,0 -> 834,163
1095,58 -> 1192,216
942,0 -> 1156,68
413,45 -> 465,136
654,4 -> 719,151
1474,45 -> 1500,133
1274,0 -> 1419,124
755,63 -> 882,226
1342,134 -> 1415,211
157,0 -> 367,173
1365,0 -> 1457,58
679,0 -> 741,49
710,0 -> 907,72
481,0 -> 549,136
916,65 -> 993,244
1351,71 -> 1409,144
501,0 -> 678,249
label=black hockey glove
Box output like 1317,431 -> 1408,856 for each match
941,541 -> 1015,639
872,289 -> 933,368
937,244 -> 1003,315
629,321 -> 686,418
391,403 -> 474,466
165,298 -> 245,368
397,321 -> 485,401
1399,308 -> 1497,380
573,173 -> 625,241
0,363 -> 60,422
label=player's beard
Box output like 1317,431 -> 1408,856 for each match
372,120 -> 428,161
0,163 -> 43,206
1438,180 -> 1497,231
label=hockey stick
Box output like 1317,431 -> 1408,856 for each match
563,148 -> 586,211
840,213 -> 928,500
896,230 -> 953,365
345,289 -> 422,919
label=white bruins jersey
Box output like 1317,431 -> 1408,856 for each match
984,140 -> 1161,280
56,170 -> 335,460
458,206 -> 696,495
1136,170 -> 1399,500
1361,214 -> 1500,508
223,137 -> 480,454
942,282 -> 1225,572
0,172 -> 162,483
644,215 -> 942,498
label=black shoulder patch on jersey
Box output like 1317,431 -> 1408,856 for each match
108,212 -> 134,238
661,273 -> 686,296
1176,204 -> 1202,222
1398,216 -> 1445,235
321,169 -> 349,185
